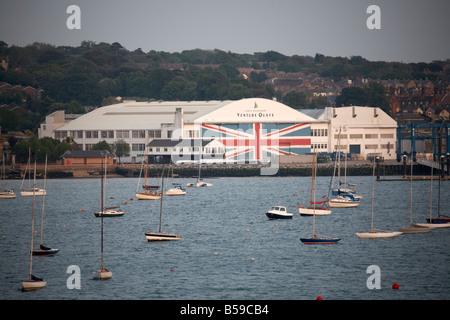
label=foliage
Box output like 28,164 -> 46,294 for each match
12,136 -> 72,163
113,139 -> 130,164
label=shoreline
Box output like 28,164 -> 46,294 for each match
3,160 -> 449,180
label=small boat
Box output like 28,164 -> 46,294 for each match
356,230 -> 403,239
21,161 -> 46,291
32,244 -> 60,256
329,195 -> 360,208
300,151 -> 340,245
136,191 -> 162,200
93,268 -> 112,280
0,158 -> 16,199
94,158 -> 125,217
300,234 -> 341,244
21,275 -> 47,291
299,206 -> 331,216
21,187 -> 46,197
196,179 -> 213,187
0,189 -> 16,199
93,156 -> 113,280
20,149 -> 46,197
145,169 -> 181,242
397,159 -> 433,234
356,158 -> 402,239
145,232 -> 182,241
94,206 -> 125,217
415,221 -> 450,229
166,184 -> 186,196
266,206 -> 293,219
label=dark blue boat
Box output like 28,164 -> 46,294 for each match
300,235 -> 340,245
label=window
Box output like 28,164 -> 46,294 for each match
350,134 -> 363,139
380,133 -> 394,139
365,134 -> 378,139
148,130 -> 161,138
132,130 -> 146,138
116,130 -> 129,139
365,144 -> 378,149
132,144 -> 146,151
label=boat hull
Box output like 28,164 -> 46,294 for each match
329,198 -> 360,207
0,190 -> 16,199
415,222 -> 450,228
136,192 -> 162,200
266,212 -> 293,219
299,207 -> 331,216
94,210 -> 125,217
145,232 -> 181,241
21,280 -> 47,291
300,236 -> 340,244
93,269 -> 112,280
356,231 -> 403,238
166,189 -> 186,196
32,248 -> 59,256
20,189 -> 46,196
397,224 -> 433,233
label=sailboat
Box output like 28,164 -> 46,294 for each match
0,152 -> 16,199
94,156 -> 124,217
21,161 -> 47,291
32,156 -> 60,256
299,149 -> 331,216
20,149 -> 46,196
416,163 -> 450,228
188,147 -> 212,187
397,158 -> 433,234
136,142 -> 162,200
300,151 -> 340,244
93,157 -> 113,280
165,162 -> 186,196
145,168 -> 181,241
356,157 -> 402,239
329,142 -> 361,207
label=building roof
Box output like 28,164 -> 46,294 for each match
56,98 -> 317,131
61,150 -> 114,158
148,139 -> 216,147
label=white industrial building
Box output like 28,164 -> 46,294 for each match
38,98 -> 397,163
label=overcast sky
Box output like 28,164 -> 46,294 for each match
1,0 -> 449,62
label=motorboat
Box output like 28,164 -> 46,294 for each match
265,206 -> 293,219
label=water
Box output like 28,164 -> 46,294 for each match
1,175 -> 449,300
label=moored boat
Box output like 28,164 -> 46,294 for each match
266,206 -> 293,219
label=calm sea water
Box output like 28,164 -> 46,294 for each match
1,175 -> 449,301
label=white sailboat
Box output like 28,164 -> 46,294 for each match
93,157 -> 113,280
165,163 -> 186,196
0,152 -> 16,199
21,161 -> 47,291
299,149 -> 331,216
94,157 -> 124,217
188,148 -> 212,187
20,149 -> 46,197
415,164 -> 450,229
397,158 -> 433,234
145,168 -> 181,241
136,141 -> 162,200
32,156 -> 60,256
356,157 -> 402,239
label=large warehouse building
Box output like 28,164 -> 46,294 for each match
38,98 -> 398,164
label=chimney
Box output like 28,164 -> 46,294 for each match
173,108 -> 184,140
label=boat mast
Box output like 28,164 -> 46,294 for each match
39,155 -> 48,247
312,149 -> 317,236
370,157 -> 376,232
159,167 -> 165,233
100,156 -> 104,271
29,161 -> 37,280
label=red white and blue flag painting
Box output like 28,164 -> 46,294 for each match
201,122 -> 311,161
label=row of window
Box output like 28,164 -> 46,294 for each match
334,133 -> 394,139
55,130 -> 162,140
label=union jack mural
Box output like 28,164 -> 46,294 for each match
201,123 -> 311,161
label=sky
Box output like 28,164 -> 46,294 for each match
1,0 -> 449,63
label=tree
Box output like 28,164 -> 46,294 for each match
113,139 -> 130,164
92,140 -> 111,152
283,91 -> 309,109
